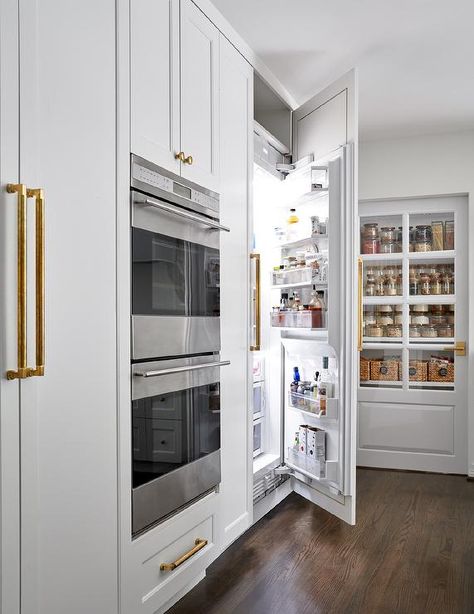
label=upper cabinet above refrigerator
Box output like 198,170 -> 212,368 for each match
131,0 -> 220,192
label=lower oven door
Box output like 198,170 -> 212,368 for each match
131,190 -> 223,360
131,355 -> 228,536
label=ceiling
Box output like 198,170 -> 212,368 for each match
212,0 -> 474,141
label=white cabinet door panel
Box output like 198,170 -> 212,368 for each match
131,0 -> 180,173
180,0 -> 219,191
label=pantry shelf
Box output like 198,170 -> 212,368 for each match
408,295 -> 456,305
409,249 -> 455,261
363,336 -> 402,343
363,296 -> 403,305
360,253 -> 403,262
360,380 -> 402,388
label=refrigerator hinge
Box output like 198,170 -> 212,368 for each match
273,464 -> 294,477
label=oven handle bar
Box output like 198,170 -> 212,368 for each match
134,360 -> 231,379
136,195 -> 230,232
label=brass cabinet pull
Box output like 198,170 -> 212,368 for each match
175,151 -> 185,162
6,183 -> 45,380
6,184 -> 29,380
444,341 -> 466,356
184,155 -> 193,165
357,257 -> 363,352
160,538 -> 208,572
250,253 -> 261,351
27,187 -> 45,377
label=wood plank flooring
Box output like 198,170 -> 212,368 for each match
168,468 -> 474,614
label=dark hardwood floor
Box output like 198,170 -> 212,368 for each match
169,468 -> 474,614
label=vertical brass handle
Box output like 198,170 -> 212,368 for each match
6,184 -> 29,380
357,257 -> 363,352
160,538 -> 208,571
184,155 -> 193,165
175,151 -> 185,162
27,188 -> 45,377
250,253 -> 261,351
6,184 -> 45,380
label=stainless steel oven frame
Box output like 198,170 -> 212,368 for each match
131,154 -> 228,361
131,354 -> 229,536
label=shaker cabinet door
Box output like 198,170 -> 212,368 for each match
180,0 -> 220,191
131,0 -> 180,173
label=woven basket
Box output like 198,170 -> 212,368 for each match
371,359 -> 399,381
360,357 -> 370,381
428,360 -> 454,382
408,360 -> 428,382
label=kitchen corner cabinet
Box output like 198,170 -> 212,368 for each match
131,0 -> 220,192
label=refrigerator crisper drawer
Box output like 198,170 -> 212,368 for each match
271,310 -> 326,329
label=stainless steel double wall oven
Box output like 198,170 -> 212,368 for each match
130,155 -> 228,536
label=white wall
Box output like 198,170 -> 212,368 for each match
359,129 -> 474,477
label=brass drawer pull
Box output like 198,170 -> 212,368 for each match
160,538 -> 208,572
184,154 -> 193,165
175,151 -> 185,162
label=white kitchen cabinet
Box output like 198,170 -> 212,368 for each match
0,0 -> 118,611
131,0 -> 220,191
180,0 -> 220,191
131,0 -> 180,173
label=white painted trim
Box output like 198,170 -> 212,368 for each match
155,571 -> 206,614
191,0 -> 298,110
223,512 -> 250,547
292,479 -> 355,525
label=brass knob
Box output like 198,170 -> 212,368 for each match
184,155 -> 193,165
175,151 -> 185,162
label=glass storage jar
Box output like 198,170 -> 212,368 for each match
384,275 -> 398,296
444,220 -> 455,250
421,325 -> 438,338
386,324 -> 402,337
361,223 -> 380,254
365,275 -> 376,296
420,273 -> 431,295
411,313 -> 429,325
409,325 -> 422,338
430,314 -> 447,326
377,315 -> 393,326
430,273 -> 442,295
437,324 -> 454,338
366,324 -> 384,337
409,272 -> 419,295
415,225 -> 433,252
379,227 -> 399,253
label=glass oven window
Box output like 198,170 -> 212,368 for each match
132,382 -> 220,489
132,227 -> 220,317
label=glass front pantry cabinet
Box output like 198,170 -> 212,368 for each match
357,196 -> 468,474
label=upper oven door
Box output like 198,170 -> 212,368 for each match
131,191 -> 226,359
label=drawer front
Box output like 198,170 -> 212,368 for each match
140,515 -> 215,610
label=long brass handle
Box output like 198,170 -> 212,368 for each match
27,187 -> 45,377
160,538 -> 208,571
175,151 -> 185,162
250,253 -> 261,351
357,257 -> 363,352
6,184 -> 29,380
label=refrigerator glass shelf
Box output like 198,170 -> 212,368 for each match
275,235 -> 328,250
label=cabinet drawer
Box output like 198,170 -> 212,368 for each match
140,515 -> 215,609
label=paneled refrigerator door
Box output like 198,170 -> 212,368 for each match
278,70 -> 358,524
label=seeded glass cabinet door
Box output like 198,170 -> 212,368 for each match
0,0 -> 118,612
358,195 -> 468,473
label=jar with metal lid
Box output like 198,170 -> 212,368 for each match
375,276 -> 385,296
430,273 -> 442,295
421,325 -> 437,338
394,314 -> 405,325
396,274 -> 403,295
386,324 -> 402,337
361,223 -> 380,254
362,223 -> 379,239
409,271 -> 419,295
380,227 -> 399,253
412,304 -> 429,312
409,325 -> 422,338
430,304 -> 446,315
366,324 -> 384,337
437,324 -> 454,338
414,225 -> 432,252
376,304 -> 393,313
420,273 -> 431,295
365,276 -> 376,296
384,276 -> 398,296
377,315 -> 393,326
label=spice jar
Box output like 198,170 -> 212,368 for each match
437,324 -> 454,338
365,276 -> 376,296
412,304 -> 429,312
375,276 -> 385,296
386,324 -> 402,337
430,315 -> 447,326
363,309 -> 377,326
380,227 -> 399,254
411,313 -> 429,325
415,225 -> 433,252
377,315 -> 394,326
409,271 -> 419,295
396,274 -> 403,295
421,325 -> 438,338
376,305 -> 393,313
361,223 -> 380,254
444,220 -> 454,250
394,314 -> 405,325
430,273 -> 442,295
420,273 -> 431,295
384,275 -> 398,296
409,325 -> 422,338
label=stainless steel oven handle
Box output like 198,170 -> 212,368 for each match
134,360 -> 231,378
136,196 -> 230,233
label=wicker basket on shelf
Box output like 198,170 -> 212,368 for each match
428,359 -> 454,383
408,360 -> 428,382
360,357 -> 370,381
370,359 -> 400,381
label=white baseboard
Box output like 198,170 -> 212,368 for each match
223,511 -> 250,547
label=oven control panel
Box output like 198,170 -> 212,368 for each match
132,161 -> 219,213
